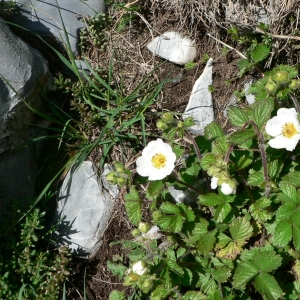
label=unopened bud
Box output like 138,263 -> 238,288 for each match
117,177 -> 126,185
132,260 -> 148,275
156,120 -> 167,130
161,112 -> 173,123
273,71 -> 289,84
289,79 -> 300,90
178,121 -> 184,128
131,228 -> 140,237
138,222 -> 150,233
265,82 -> 276,93
141,279 -> 153,291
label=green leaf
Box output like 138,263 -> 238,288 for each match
198,230 -> 217,256
200,153 -> 218,170
204,121 -> 224,140
167,259 -> 184,276
254,273 -> 283,300
282,171 -> 300,187
124,187 -> 142,225
151,286 -> 171,300
252,250 -> 282,273
148,180 -> 165,196
211,267 -> 231,283
160,202 -> 180,214
156,215 -> 183,233
172,145 -> 185,158
251,44 -> 270,63
250,197 -> 272,222
229,217 -> 253,242
276,202 -> 295,220
272,220 -> 293,247
192,218 -> 209,236
237,59 -> 253,76
247,169 -> 264,187
199,193 -> 224,206
107,261 -> 127,280
216,232 -> 231,249
268,160 -> 283,180
109,290 -> 125,300
227,106 -> 249,127
278,182 -> 297,203
237,154 -> 253,170
252,98 -> 273,129
183,291 -> 206,300
185,207 -> 196,222
228,129 -> 256,145
233,261 -> 258,289
212,136 -> 230,155
214,202 -> 231,223
293,226 -> 300,252
197,273 -> 218,294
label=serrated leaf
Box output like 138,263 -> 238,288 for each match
156,215 -> 183,233
212,267 -> 231,283
214,202 -> 231,223
195,136 -> 212,153
199,193 -> 224,206
198,230 -> 217,256
268,160 -> 283,180
109,290 -> 125,300
252,251 -> 282,273
228,129 -> 256,145
197,273 -> 218,294
254,272 -> 283,300
192,218 -> 209,236
124,188 -> 142,225
237,154 -> 253,170
293,226 -> 300,252
107,261 -> 127,280
282,171 -> 300,187
200,153 -> 218,170
251,44 -> 270,63
183,291 -> 206,300
182,267 -> 193,286
216,232 -> 231,249
150,286 -> 171,300
247,170 -> 264,187
278,182 -> 297,203
172,145 -> 185,158
229,217 -> 253,242
233,261 -> 259,289
237,59 -> 253,77
185,208 -> 196,222
148,180 -> 165,196
227,106 -> 249,127
252,98 -> 273,128
167,259 -> 184,276
204,121 -> 224,140
276,202 -> 295,220
160,202 -> 180,214
217,240 -> 244,259
250,197 -> 272,222
212,136 -> 229,155
272,220 -> 292,247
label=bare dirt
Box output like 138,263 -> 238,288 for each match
63,1 -> 300,299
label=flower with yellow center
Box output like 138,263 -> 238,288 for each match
136,138 -> 176,180
265,108 -> 300,151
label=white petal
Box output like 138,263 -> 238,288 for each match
268,135 -> 288,149
221,183 -> 236,195
136,156 -> 152,176
277,107 -> 298,118
265,116 -> 285,137
285,134 -> 300,151
211,177 -> 218,189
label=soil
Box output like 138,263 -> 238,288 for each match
62,1 -> 298,299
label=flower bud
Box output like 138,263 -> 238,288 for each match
289,79 -> 300,90
117,176 -> 126,186
131,228 -> 140,237
178,121 -> 184,128
105,171 -> 117,183
156,119 -> 167,130
152,210 -> 162,220
265,82 -> 276,93
132,260 -> 148,275
273,71 -> 289,84
138,222 -> 150,233
141,279 -> 153,292
124,273 -> 139,286
161,112 -> 173,123
114,162 -> 125,173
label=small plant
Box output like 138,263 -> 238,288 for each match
106,62 -> 300,299
0,0 -> 18,18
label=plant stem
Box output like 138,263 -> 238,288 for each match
175,177 -> 202,194
289,93 -> 300,114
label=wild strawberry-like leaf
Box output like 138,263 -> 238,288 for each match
254,272 -> 283,300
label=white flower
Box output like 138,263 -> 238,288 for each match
265,108 -> 300,151
136,138 -> 176,180
211,176 -> 236,195
132,260 -> 148,276
142,226 -> 163,240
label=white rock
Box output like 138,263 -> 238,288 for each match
54,161 -> 114,258
147,31 -> 196,65
184,58 -> 214,134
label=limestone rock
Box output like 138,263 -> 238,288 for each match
184,58 -> 214,135
11,0 -> 106,54
147,31 -> 196,65
54,161 -> 115,257
0,18 -> 50,206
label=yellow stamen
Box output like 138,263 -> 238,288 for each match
151,153 -> 167,169
282,123 -> 298,138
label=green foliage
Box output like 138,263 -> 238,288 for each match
0,205 -> 71,299
0,0 -> 18,18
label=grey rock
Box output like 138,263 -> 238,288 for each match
11,0 -> 106,54
54,161 -> 115,258
0,18 -> 50,210
184,58 -> 214,135
147,31 -> 196,65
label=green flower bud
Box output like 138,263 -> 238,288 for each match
289,79 -> 300,90
152,210 -> 162,220
138,222 -> 150,233
114,162 -> 125,173
265,82 -> 276,93
105,171 -> 117,183
178,121 -> 184,128
156,120 -> 167,130
141,279 -> 153,292
124,273 -> 139,286
273,71 -> 289,84
131,228 -> 140,237
161,112 -> 173,123
117,176 -> 126,186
